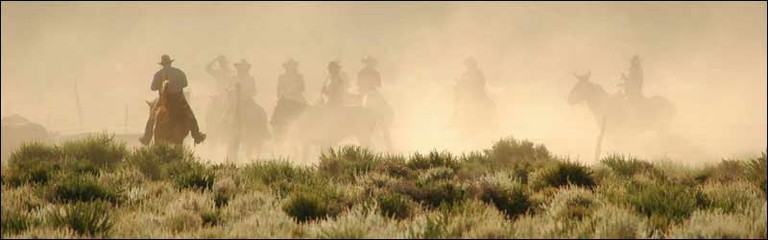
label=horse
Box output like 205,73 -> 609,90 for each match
279,93 -> 394,162
451,86 -> 499,145
568,70 -> 676,137
218,83 -> 271,161
146,80 -> 192,145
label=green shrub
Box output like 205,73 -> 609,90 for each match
57,133 -> 127,172
241,160 -> 320,197
393,179 -> 469,209
546,186 -> 598,221
407,151 -> 459,171
318,145 -> 381,182
531,160 -> 595,190
6,142 -> 60,186
478,178 -> 531,219
601,154 -> 660,178
282,186 -> 348,223
45,174 -> 119,204
743,153 -> 767,197
201,209 -> 223,227
625,182 -> 708,233
127,142 -> 196,181
48,200 -> 113,237
1,208 -> 37,235
174,164 -> 215,191
375,156 -> 415,179
376,193 -> 415,220
483,138 -> 551,169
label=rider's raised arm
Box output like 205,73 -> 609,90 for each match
205,58 -> 218,76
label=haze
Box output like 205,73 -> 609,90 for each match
2,2 -> 765,165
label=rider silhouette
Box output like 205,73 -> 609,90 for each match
321,61 -> 351,107
620,55 -> 644,101
206,55 -> 234,93
140,54 -> 206,145
357,56 -> 382,95
456,57 -> 488,103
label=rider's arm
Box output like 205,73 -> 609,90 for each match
151,72 -> 161,91
179,69 -> 188,89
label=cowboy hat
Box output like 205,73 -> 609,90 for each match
234,59 -> 251,70
283,58 -> 299,69
158,54 -> 174,65
362,56 -> 378,65
631,55 -> 642,63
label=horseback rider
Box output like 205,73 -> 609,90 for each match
321,61 -> 351,107
456,57 -> 488,103
139,54 -> 206,145
229,59 -> 257,98
620,55 -> 644,101
357,56 -> 382,96
206,55 -> 234,93
277,59 -> 307,105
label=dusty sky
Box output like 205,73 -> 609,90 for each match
2,2 -> 765,164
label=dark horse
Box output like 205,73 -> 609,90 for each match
146,80 -> 193,145
568,71 -> 676,136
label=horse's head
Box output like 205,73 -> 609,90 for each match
568,70 -> 595,105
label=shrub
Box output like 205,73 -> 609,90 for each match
477,172 -> 531,219
174,163 -> 215,191
48,200 -> 113,237
375,193 -> 415,220
57,133 -> 127,172
700,181 -> 763,214
531,160 -> 595,190
407,151 -> 459,171
6,142 -> 60,186
45,174 -> 120,204
393,179 -> 470,209
625,182 -> 708,233
1,208 -> 36,235
374,156 -> 415,179
483,138 -> 552,169
318,145 -> 381,182
591,203 -> 648,239
241,160 -> 320,197
601,154 -> 660,178
668,209 -> 758,239
127,142 -> 196,181
546,186 -> 598,221
282,186 -> 348,223
743,153 -> 767,197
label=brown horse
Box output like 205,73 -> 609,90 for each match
146,80 -> 192,145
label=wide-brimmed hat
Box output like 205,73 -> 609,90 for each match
631,55 -> 642,63
362,56 -> 378,65
158,54 -> 174,65
234,59 -> 251,71
464,57 -> 477,68
283,59 -> 299,69
328,61 -> 341,70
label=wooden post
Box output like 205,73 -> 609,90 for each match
595,115 -> 607,163
74,78 -> 83,131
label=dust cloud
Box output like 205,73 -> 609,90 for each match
2,2 -> 765,165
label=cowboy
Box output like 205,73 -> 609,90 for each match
620,55 -> 644,100
321,61 -> 350,107
230,59 -> 256,98
456,57 -> 487,102
206,55 -> 234,93
357,56 -> 381,95
277,59 -> 306,104
271,59 -> 308,139
139,54 -> 206,145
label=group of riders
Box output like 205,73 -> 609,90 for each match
139,53 -> 651,158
